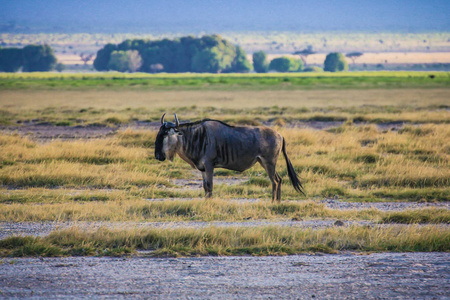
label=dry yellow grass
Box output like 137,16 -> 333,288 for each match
2,224 -> 448,257
1,198 -> 448,223
0,122 -> 448,211
1,74 -> 448,256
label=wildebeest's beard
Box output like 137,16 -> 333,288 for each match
154,126 -> 166,161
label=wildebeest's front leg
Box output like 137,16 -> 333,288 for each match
201,164 -> 214,198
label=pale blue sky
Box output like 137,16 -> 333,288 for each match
1,0 -> 449,32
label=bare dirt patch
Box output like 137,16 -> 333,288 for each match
0,220 -> 374,240
2,218 -> 449,241
319,199 -> 450,211
0,119 -> 405,142
0,123 -> 119,141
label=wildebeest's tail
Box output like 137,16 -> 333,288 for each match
282,138 -> 305,196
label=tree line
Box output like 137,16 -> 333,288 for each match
93,34 -> 252,73
0,35 -> 351,73
94,35 -> 349,73
253,51 -> 348,73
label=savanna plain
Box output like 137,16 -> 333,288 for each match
0,72 -> 449,298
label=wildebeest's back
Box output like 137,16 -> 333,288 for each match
205,121 -> 280,172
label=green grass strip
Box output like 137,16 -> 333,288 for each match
0,71 -> 448,90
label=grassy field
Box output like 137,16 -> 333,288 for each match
0,125 -> 448,203
1,225 -> 448,257
1,72 -> 449,90
0,72 -> 449,256
0,72 -> 449,127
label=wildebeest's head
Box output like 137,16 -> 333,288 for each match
155,113 -> 180,162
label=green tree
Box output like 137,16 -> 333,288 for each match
324,52 -> 348,72
269,57 -> 303,72
191,47 -> 221,73
346,52 -> 364,67
22,44 -> 57,72
0,47 -> 23,72
94,35 -> 251,73
253,51 -> 269,73
229,46 -> 251,73
55,63 -> 66,72
93,43 -> 118,71
107,50 -> 142,72
293,46 -> 316,66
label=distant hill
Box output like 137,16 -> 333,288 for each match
1,0 -> 449,33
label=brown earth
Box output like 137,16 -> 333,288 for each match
1,253 -> 449,299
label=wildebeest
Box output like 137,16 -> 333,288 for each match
155,114 -> 304,201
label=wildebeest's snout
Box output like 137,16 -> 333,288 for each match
155,152 -> 166,161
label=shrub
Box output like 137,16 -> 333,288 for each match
107,50 -> 142,73
324,53 -> 348,72
269,57 -> 303,72
0,44 -> 57,72
0,48 -> 23,72
22,44 -> 57,72
55,63 -> 66,72
303,66 -> 323,72
253,51 -> 269,73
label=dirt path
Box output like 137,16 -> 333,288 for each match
0,120 -> 410,142
1,253 -> 448,299
0,220 -> 370,239
2,219 -> 449,241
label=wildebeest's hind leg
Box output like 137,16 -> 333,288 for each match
258,158 -> 282,202
201,165 -> 214,198
275,172 -> 282,201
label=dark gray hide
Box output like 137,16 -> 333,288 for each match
155,115 -> 304,201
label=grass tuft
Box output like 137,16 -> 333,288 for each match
381,208 -> 450,224
1,225 -> 448,257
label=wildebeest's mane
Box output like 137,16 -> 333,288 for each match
178,119 -> 235,129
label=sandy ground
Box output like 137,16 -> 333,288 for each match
265,52 -> 450,65
1,253 -> 449,299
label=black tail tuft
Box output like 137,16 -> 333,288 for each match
282,138 -> 305,196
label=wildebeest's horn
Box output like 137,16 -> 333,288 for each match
160,113 -> 166,125
174,113 -> 179,128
